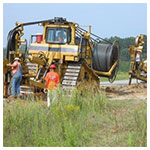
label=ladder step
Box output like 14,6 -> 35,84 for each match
28,66 -> 37,69
62,80 -> 76,86
27,62 -> 37,66
66,69 -> 80,73
20,91 -> 34,94
27,63 -> 37,73
64,76 -> 78,80
20,85 -> 33,88
68,65 -> 81,69
20,86 -> 34,92
65,72 -> 79,76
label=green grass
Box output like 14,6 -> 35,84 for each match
3,86 -> 146,147
119,60 -> 130,72
86,100 -> 147,147
100,71 -> 129,82
100,60 -> 130,82
115,71 -> 129,80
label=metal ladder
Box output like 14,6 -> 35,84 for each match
20,62 -> 37,96
62,62 -> 81,90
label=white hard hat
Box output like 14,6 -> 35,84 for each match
14,57 -> 20,61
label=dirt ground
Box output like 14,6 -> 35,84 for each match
101,83 -> 147,101
4,83 -> 147,104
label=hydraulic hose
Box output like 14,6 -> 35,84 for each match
6,30 -> 19,59
6,18 -> 55,60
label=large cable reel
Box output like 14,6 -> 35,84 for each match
92,40 -> 120,81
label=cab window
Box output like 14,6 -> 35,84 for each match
46,28 -> 71,44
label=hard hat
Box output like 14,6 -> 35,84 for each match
50,64 -> 56,69
14,57 -> 20,61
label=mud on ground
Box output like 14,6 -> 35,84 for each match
101,83 -> 147,101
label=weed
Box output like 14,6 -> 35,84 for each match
3,86 -> 146,147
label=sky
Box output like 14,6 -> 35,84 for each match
3,3 -> 147,47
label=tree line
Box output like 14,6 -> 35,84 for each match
105,35 -> 147,61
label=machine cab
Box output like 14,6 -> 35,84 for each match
28,19 -> 79,62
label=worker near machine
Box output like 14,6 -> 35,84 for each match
135,51 -> 141,70
6,57 -> 22,98
45,64 -> 60,107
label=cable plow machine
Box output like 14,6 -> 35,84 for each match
3,17 -> 120,97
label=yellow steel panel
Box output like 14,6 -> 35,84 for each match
65,56 -> 75,61
28,50 -> 78,61
30,43 -> 78,49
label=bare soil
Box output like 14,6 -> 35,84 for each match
101,83 -> 147,102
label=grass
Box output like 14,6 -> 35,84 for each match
100,60 -> 130,82
86,100 -> 147,147
3,86 -> 147,147
115,71 -> 129,80
100,71 -> 129,82
119,60 -> 130,72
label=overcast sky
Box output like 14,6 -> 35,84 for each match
3,3 -> 147,47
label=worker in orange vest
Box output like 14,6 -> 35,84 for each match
45,64 -> 60,107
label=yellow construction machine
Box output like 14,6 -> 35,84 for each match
128,34 -> 147,85
3,17 -> 120,97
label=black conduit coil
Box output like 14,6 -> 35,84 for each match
92,40 -> 120,82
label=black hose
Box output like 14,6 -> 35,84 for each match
6,30 -> 19,59
6,18 -> 55,60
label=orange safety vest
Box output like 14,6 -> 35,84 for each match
45,71 -> 60,90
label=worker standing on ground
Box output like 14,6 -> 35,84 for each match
45,64 -> 60,107
6,57 -> 22,99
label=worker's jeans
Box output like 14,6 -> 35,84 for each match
11,74 -> 22,97
47,89 -> 57,107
